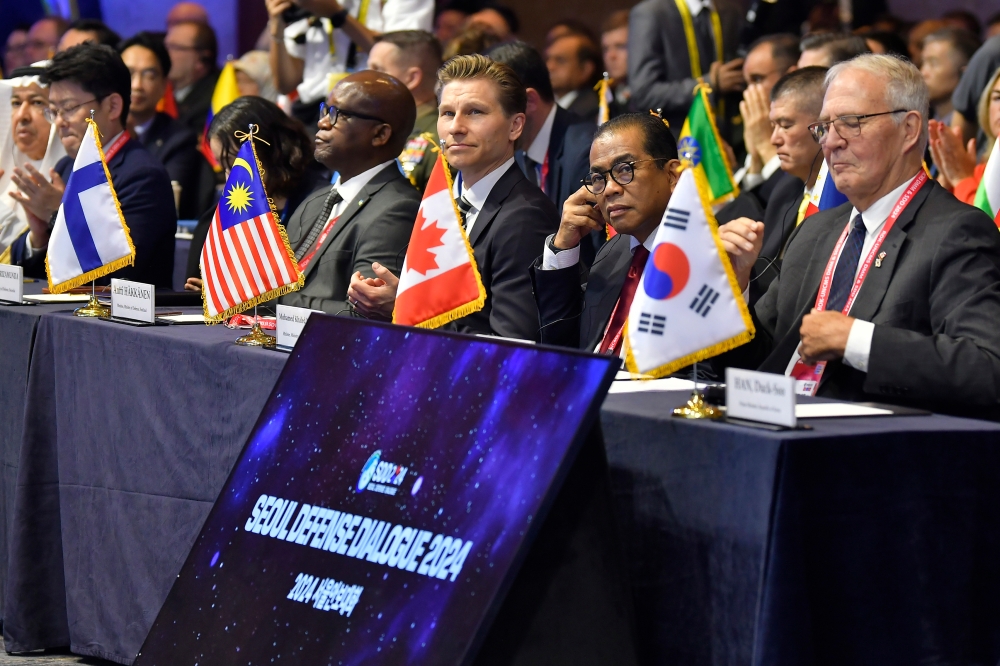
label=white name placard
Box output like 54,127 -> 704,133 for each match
0,265 -> 23,304
111,278 -> 155,323
725,368 -> 796,428
276,304 -> 321,350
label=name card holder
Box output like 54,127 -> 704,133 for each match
0,265 -> 25,305
725,368 -> 797,429
103,278 -> 157,325
276,304 -> 323,351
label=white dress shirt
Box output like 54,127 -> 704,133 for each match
327,160 -> 396,222
525,105 -> 557,171
686,0 -> 714,16
556,90 -> 579,111
453,157 -> 516,235
780,172 -> 922,376
541,230 -> 654,271
732,153 -> 781,191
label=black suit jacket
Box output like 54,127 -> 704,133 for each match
10,139 -> 176,289
531,232 -> 635,351
175,71 -> 218,137
453,164 -> 559,341
628,0 -> 743,135
516,107 -> 597,263
566,87 -> 600,124
280,164 -> 419,315
139,112 -> 206,219
716,179 -> 1000,417
749,173 -> 804,303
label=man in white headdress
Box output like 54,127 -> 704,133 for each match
0,62 -> 66,256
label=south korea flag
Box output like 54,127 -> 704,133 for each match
623,168 -> 755,377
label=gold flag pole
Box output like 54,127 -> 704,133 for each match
234,124 -> 277,348
75,110 -> 110,317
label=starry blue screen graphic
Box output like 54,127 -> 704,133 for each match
135,315 -> 617,665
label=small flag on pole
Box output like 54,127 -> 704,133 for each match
974,138 -> 1000,227
623,168 -> 754,376
800,159 -> 849,222
393,153 -> 486,328
200,131 -> 303,322
201,62 -> 241,171
46,119 -> 135,293
677,84 -> 739,208
596,72 -> 613,125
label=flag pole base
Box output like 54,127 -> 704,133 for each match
74,295 -> 110,318
672,389 -> 723,420
235,322 -> 276,349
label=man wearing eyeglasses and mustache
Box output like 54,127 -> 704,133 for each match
716,54 -> 1000,417
530,112 -> 684,353
279,70 -> 420,315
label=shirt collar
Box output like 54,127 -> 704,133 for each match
454,157 -> 516,212
686,0 -> 712,15
331,160 -> 395,205
526,105 -> 557,165
556,90 -> 579,110
133,116 -> 156,138
849,171 -> 921,235
628,232 -> 657,254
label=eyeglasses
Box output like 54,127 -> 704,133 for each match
43,97 -> 100,123
318,102 -> 387,127
807,109 -> 907,143
583,159 -> 668,195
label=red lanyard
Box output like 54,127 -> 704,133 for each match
298,215 -> 340,271
103,132 -> 130,162
814,170 -> 927,314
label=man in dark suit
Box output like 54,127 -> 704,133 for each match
628,0 -> 745,141
545,33 -> 602,123
719,66 -> 826,303
489,41 -> 598,263
531,113 -> 680,352
6,44 -> 176,289
280,71 -> 420,315
348,54 -> 559,341
119,32 -> 206,220
164,20 -> 219,136
717,55 -> 1000,417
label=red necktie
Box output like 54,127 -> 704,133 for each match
599,245 -> 650,355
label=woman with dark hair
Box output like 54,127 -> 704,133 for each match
184,95 -> 328,286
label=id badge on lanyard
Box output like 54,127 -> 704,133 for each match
790,171 -> 927,396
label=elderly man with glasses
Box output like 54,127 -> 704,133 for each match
5,43 -> 177,289
278,70 -> 420,315
530,112 -> 682,353
715,53 -> 1000,417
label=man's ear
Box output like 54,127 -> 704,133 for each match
902,111 -> 923,152
405,66 -> 423,91
509,112 -> 526,142
372,123 -> 393,148
105,92 -> 124,124
667,159 -> 682,187
525,88 -> 541,115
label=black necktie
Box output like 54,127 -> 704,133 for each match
693,3 -> 716,70
295,189 -> 342,261
457,196 -> 473,230
825,214 -> 867,313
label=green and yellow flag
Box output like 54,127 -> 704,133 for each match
678,85 -> 739,207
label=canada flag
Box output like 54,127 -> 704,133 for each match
393,155 -> 486,328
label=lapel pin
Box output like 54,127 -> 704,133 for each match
875,251 -> 886,268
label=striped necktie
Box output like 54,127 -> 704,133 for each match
457,196 -> 474,230
295,189 -> 342,261
825,214 -> 867,313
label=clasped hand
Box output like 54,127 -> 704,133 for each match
798,308 -> 854,364
347,262 -> 398,320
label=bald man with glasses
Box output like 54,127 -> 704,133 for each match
716,54 -> 1000,417
279,70 -> 420,315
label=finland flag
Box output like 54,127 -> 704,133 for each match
46,120 -> 134,293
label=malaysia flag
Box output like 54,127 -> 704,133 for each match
393,155 -> 485,328
200,140 -> 303,322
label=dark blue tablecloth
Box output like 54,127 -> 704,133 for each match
4,309 -> 1000,665
602,392 -> 1000,666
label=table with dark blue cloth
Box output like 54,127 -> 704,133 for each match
0,284 -> 88,623
601,392 -> 1000,666
4,309 -> 1000,665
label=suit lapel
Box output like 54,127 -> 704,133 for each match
468,163 -> 520,247
582,236 -> 633,349
300,166 -> 397,279
545,109 -> 570,196
845,184 -> 929,322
